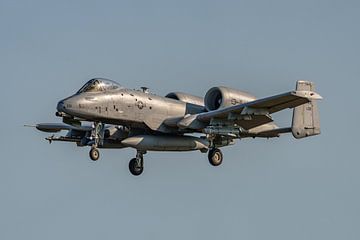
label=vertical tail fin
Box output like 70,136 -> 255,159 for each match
292,80 -> 321,139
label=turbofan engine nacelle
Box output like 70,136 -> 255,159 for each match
165,92 -> 204,107
204,86 -> 256,111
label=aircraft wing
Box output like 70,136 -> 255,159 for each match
196,90 -> 322,130
29,123 -> 92,133
24,123 -> 93,144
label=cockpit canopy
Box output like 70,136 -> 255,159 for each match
77,78 -> 123,94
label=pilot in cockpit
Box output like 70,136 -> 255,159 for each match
77,78 -> 123,94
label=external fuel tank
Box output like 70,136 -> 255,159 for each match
121,135 -> 209,151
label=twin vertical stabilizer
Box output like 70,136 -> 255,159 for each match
292,80 -> 321,139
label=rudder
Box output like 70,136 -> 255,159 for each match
292,80 -> 321,139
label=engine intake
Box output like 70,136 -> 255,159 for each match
204,86 -> 256,111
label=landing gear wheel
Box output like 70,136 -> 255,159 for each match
208,148 -> 223,166
129,158 -> 143,176
89,148 -> 100,161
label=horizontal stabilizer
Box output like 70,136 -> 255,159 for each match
242,127 -> 291,138
255,127 -> 292,138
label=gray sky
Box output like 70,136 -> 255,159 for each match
1,0 -> 359,239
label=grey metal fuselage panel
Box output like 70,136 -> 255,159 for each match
59,88 -> 204,133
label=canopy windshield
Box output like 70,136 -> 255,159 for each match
77,78 -> 123,94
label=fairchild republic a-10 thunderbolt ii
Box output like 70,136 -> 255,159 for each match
32,78 -> 322,176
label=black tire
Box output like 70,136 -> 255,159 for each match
208,148 -> 223,166
89,148 -> 100,161
129,158 -> 143,176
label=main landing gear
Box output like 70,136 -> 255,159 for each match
89,147 -> 146,176
89,147 -> 100,161
208,148 -> 223,166
129,150 -> 146,176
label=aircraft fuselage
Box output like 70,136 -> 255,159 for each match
57,88 -> 204,133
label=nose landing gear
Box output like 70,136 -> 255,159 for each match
88,122 -> 104,161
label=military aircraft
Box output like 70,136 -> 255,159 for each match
31,78 -> 322,175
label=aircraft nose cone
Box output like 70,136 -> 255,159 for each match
57,100 -> 65,112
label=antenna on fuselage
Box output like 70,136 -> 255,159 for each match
140,87 -> 149,93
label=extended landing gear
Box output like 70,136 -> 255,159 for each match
89,147 -> 100,161
129,150 -> 146,176
88,122 -> 104,161
208,148 -> 223,166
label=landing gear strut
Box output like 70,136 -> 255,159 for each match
129,150 -> 146,176
88,122 -> 104,161
208,148 -> 223,166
